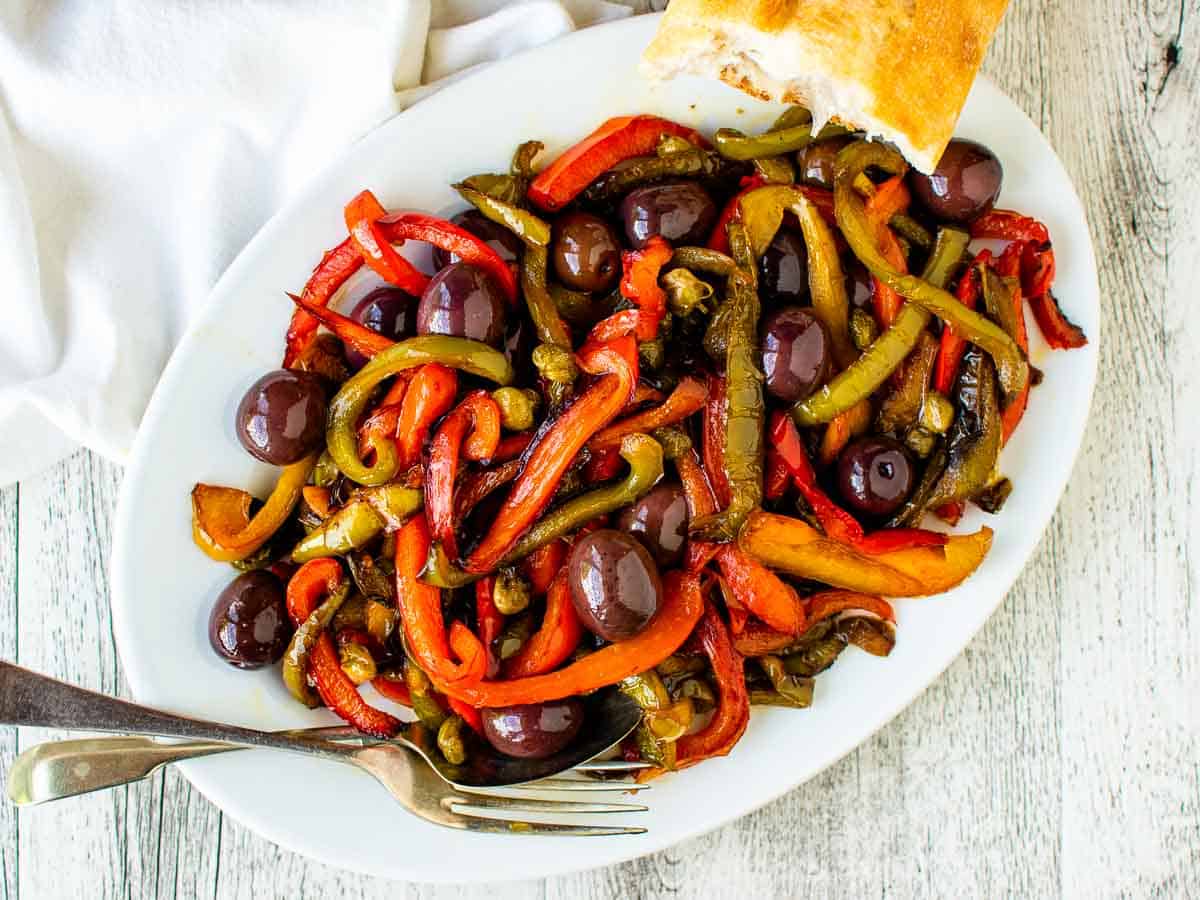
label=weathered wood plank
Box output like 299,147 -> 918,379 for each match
0,483 -> 19,900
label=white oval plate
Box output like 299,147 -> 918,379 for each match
112,14 -> 1098,884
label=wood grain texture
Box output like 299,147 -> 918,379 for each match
2,1 -> 1199,897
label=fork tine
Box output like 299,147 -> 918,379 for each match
447,796 -> 648,816
454,817 -> 647,836
573,759 -> 652,772
504,777 -> 650,793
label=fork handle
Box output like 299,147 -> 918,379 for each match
0,660 -> 350,761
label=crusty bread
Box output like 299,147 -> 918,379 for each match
641,0 -> 1010,172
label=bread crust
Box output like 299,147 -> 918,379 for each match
642,0 -> 1009,171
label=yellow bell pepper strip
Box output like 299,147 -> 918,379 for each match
738,510 -> 993,597
832,141 -> 1029,403
191,452 -> 319,562
462,335 -> 637,574
432,570 -> 705,707
792,224 -> 971,427
325,336 -> 513,487
690,220 -> 763,543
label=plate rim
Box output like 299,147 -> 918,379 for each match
110,12 -> 1100,883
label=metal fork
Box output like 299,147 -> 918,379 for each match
0,661 -> 648,836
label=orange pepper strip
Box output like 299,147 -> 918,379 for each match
344,190 -> 430,296
732,619 -> 799,656
434,570 -> 704,707
395,364 -> 458,471
817,398 -> 872,467
805,590 -> 896,625
463,336 -> 636,574
395,514 -> 487,684
371,673 -> 413,706
588,376 -> 708,452
356,373 -> 412,460
715,545 -> 807,636
191,452 -> 318,562
676,448 -> 720,573
426,390 -> 502,559
523,538 -> 568,595
447,696 -> 485,734
504,570 -> 584,678
619,236 -> 673,341
286,559 -> 402,738
701,373 -> 731,508
474,577 -> 503,679
288,292 -> 396,360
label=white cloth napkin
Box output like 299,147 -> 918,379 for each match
0,0 -> 633,486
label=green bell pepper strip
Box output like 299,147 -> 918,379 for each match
792,225 -> 970,426
690,221 -> 763,543
326,336 -> 513,486
580,147 -> 717,203
832,141 -> 1029,402
499,433 -> 664,564
522,245 -> 574,349
713,121 -> 847,161
669,246 -> 735,277
889,214 -> 933,251
454,185 -> 551,247
291,485 -> 423,562
281,580 -> 350,708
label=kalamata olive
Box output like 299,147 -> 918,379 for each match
616,483 -> 688,568
481,698 -> 586,759
796,136 -> 852,190
761,306 -> 832,402
235,369 -> 327,465
908,138 -> 1003,224
344,286 -> 417,369
836,436 -> 915,517
432,209 -> 524,269
551,211 -> 621,293
620,181 -> 717,249
568,529 -> 663,641
759,229 -> 809,303
417,262 -> 506,346
844,258 -> 874,309
208,571 -> 291,669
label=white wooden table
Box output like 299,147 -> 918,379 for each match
2,1 -> 1198,896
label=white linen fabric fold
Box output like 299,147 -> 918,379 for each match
0,0 -> 632,485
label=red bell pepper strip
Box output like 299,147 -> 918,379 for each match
995,244 -> 1032,443
446,696 -> 485,734
805,591 -> 896,625
524,538 -> 569,595
434,569 -> 705,707
619,235 -> 673,340
463,336 -> 636,573
284,237 -> 364,366
707,174 -> 766,254
855,528 -> 949,555
670,601 -> 749,769
715,545 -> 807,635
864,177 -> 911,329
1029,293 -> 1088,350
584,447 -> 623,482
588,309 -> 641,344
970,209 -> 1050,244
288,292 -> 396,360
395,514 -> 487,685
935,501 -> 966,525
504,570 -> 584,678
769,412 -> 864,544
492,432 -> 534,462
1020,239 -> 1057,301
371,673 -> 414,707
344,190 -> 430,296
676,447 -> 720,573
528,115 -> 708,212
732,619 -> 798,656
702,374 -> 731,509
764,449 -> 791,501
356,373 -> 412,461
453,459 -> 522,521
395,364 -> 459,471
475,577 -> 504,679
933,251 -> 989,395
286,559 -> 402,738
426,390 -> 502,559
588,375 -> 708,452
379,212 -> 518,305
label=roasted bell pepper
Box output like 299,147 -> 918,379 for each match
492,432 -> 535,462
834,142 -> 1029,403
475,577 -> 504,679
875,332 -> 939,435
426,390 -> 502,559
582,142 -> 719,205
667,602 -> 749,769
453,458 -> 522,521
284,558 -> 402,737
713,119 -> 845,161
588,376 -> 707,453
528,115 -> 707,211
379,211 -> 518,304
816,398 -> 872,466
287,292 -> 396,360
983,259 -> 1032,443
291,484 -> 422,562
715,546 -> 807,635
732,619 -> 801,656
739,510 -> 993,597
707,175 -> 766,254
282,558 -> 348,707
671,246 -> 736,277
970,209 -> 1049,244
191,452 -> 318,562
395,514 -> 488,684
501,433 -> 664,564
854,529 -> 948,555
676,447 -> 720,573
504,570 -> 584,678
933,251 -> 988,395
394,364 -> 459,471
769,412 -> 864,544
702,373 -> 732,508
792,224 -> 970,426
764,449 -> 791,501
524,538 -> 568,595
326,337 -> 512,486
463,336 -> 636,573
1029,292 -> 1088,350
284,237 -> 363,366
587,309 -> 640,345
620,235 -> 673,340
805,591 -> 896,625
454,184 -> 551,247
863,177 -> 911,329
434,569 -> 705,706
371,672 -> 414,706
344,190 -> 430,296
521,244 -> 573,348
